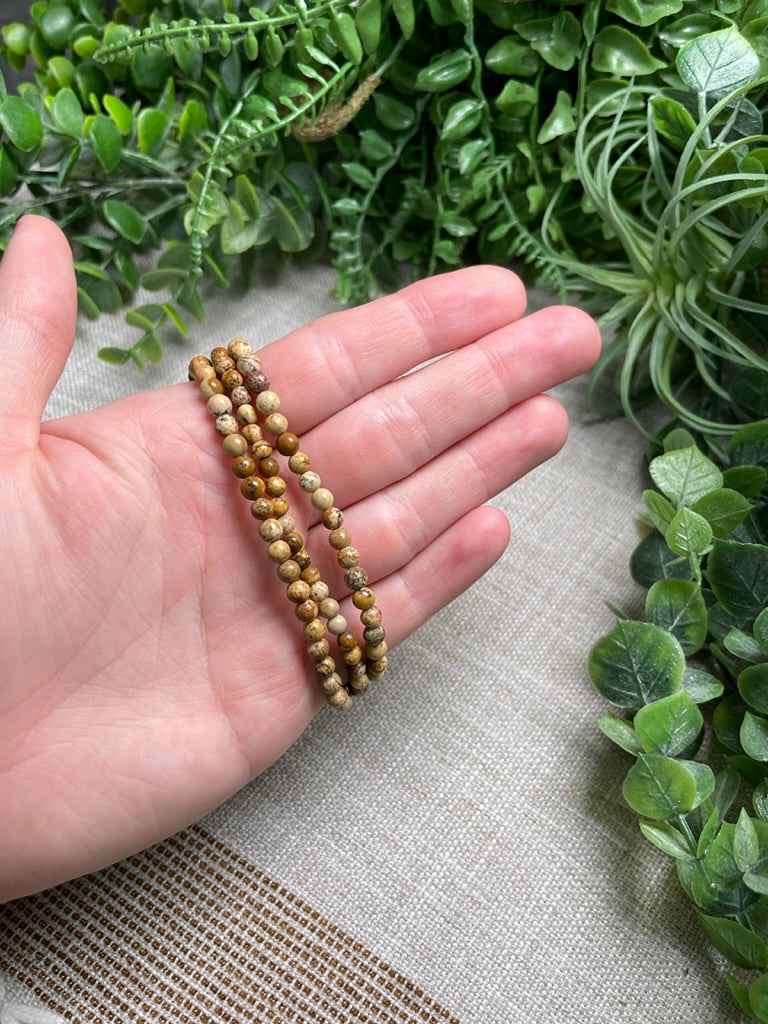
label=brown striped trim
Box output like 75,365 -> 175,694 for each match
0,826 -> 460,1024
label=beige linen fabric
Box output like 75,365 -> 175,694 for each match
1,266 -> 735,1021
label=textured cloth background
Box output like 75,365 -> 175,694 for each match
1,263 -> 735,1022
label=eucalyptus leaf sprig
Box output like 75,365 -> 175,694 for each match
590,421 -> 768,1021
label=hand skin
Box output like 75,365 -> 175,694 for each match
0,215 -> 600,902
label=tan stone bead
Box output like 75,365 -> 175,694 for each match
230,385 -> 250,407
348,671 -> 368,695
288,452 -> 311,474
337,546 -> 360,569
240,476 -> 265,501
311,488 -> 334,511
196,364 -> 217,382
329,528 -> 351,550
245,370 -> 270,394
299,471 -> 321,493
214,413 -> 239,437
210,347 -> 230,364
228,337 -> 252,359
318,598 -> 339,620
309,580 -> 329,603
360,606 -> 382,628
301,565 -> 321,585
223,433 -> 247,457
264,412 -> 289,436
352,587 -> 376,610
265,477 -> 287,498
236,356 -> 260,376
365,641 -> 388,660
271,495 -> 289,517
304,617 -> 326,642
345,567 -> 369,591
294,549 -> 312,570
368,656 -> 388,679
280,515 -> 297,536
285,531 -> 304,554
200,377 -> 223,398
307,638 -> 331,661
363,625 -> 386,647
277,432 -> 300,456
207,393 -> 232,416
322,673 -> 344,696
189,355 -> 212,380
295,599 -> 319,623
236,403 -> 258,425
327,686 -> 352,708
322,507 -> 344,530
253,439 -> 273,460
221,368 -> 243,391
241,422 -> 263,444
327,614 -> 348,636
343,645 -> 363,667
259,457 -> 280,478
277,559 -> 301,583
255,390 -> 280,414
232,455 -> 257,479
250,497 -> 274,520
213,354 -> 235,375
259,518 -> 283,542
267,540 -> 292,563
313,655 -> 336,678
349,662 -> 368,688
337,630 -> 358,651
287,580 -> 311,604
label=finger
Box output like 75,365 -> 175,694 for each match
359,503 -> 511,650
309,393 -> 568,585
300,304 -> 599,511
257,264 -> 528,434
0,215 -> 77,451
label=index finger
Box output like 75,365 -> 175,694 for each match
255,264 -> 527,434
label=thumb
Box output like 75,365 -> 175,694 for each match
0,215 -> 77,450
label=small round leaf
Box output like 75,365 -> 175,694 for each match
589,619 -> 685,710
622,753 -> 697,819
646,578 -> 707,655
634,691 -> 703,757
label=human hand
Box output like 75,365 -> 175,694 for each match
0,215 -> 599,901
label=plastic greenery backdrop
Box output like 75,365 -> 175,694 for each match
1,0 -> 768,1018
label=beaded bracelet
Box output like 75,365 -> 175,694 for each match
189,339 -> 387,708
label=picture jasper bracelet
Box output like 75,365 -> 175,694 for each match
189,338 -> 387,708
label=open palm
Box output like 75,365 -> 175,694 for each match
0,216 -> 600,901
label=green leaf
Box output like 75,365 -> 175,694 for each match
649,445 -> 723,507
622,753 -> 697,819
392,0 -> 415,38
415,49 -> 473,92
137,107 -> 168,156
650,94 -> 697,149
742,712 -> 768,762
630,531 -> 693,588
598,712 -> 642,755
666,507 -> 713,559
0,95 -> 42,151
750,973 -> 768,1022
756,609 -> 768,655
591,26 -> 666,76
103,198 -> 147,245
723,465 -> 767,500
98,345 -> 132,366
683,666 -> 724,704
52,87 -> 84,139
691,488 -> 753,538
634,691 -> 703,757
726,627 -> 767,663
643,489 -> 677,536
731,423 -> 768,471
646,578 -> 707,655
536,90 -> 576,144
373,92 -> 415,130
355,0 -> 381,55
639,821 -> 694,860
89,112 -> 122,172
514,13 -> 582,72
605,0 -> 683,27
736,807 -> 762,870
699,912 -> 768,969
589,619 -> 685,710
484,36 -> 540,77
741,666 -> 768,716
677,27 -> 760,94
708,539 -> 768,621
103,93 -> 132,135
441,99 -> 484,142
39,3 -> 76,48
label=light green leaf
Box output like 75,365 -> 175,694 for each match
137,107 -> 168,156
708,540 -> 768,621
649,445 -> 723,507
103,93 -> 133,135
0,95 -> 42,151
740,665 -> 768,715
727,628 -> 767,663
514,13 -> 582,71
536,90 -> 576,144
691,488 -> 753,538
683,666 -> 725,704
750,973 -> 768,1022
639,821 -> 694,860
677,27 -> 760,94
622,752 -> 697,819
103,198 -> 147,245
742,712 -> 768,761
52,87 -> 84,139
89,113 -> 122,172
666,507 -> 713,560
598,712 -> 642,755
756,609 -> 768,655
699,912 -> 768,969
589,619 -> 685,710
592,25 -> 666,76
645,578 -> 707,655
606,0 -> 683,26
736,808 -> 762,871
634,691 -> 703,757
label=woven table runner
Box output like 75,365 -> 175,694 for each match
0,827 -> 459,1023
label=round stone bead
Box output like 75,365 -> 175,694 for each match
365,641 -> 388,660
327,614 -> 348,636
271,496 -> 289,517
250,497 -> 274,520
230,385 -> 251,407
236,356 -> 260,376
241,423 -> 263,445
228,337 -> 252,359
309,581 -> 330,603
221,368 -> 243,391
259,518 -> 283,542
318,598 -> 339,620
322,507 -> 344,530
277,559 -> 301,583
311,488 -> 334,511
349,662 -> 368,689
280,515 -> 297,536
260,457 -> 280,478
363,625 -> 386,646
255,390 -> 280,415
307,638 -> 331,661
195,364 -> 217,382
322,673 -> 345,697
327,686 -> 352,709
222,433 -> 247,457
264,412 -> 289,436
214,413 -> 239,437
287,580 -> 311,604
313,656 -> 336,678
265,477 -> 287,498
277,432 -> 300,456
210,346 -> 231,365
299,471 -> 321,493
368,656 -> 388,678
329,527 -> 351,550
267,540 -> 292,563
345,567 -> 369,591
360,606 -> 382,628
288,452 -> 311,475
337,630 -> 358,651
232,455 -> 257,478
343,645 -> 363,667
245,371 -> 270,394
284,531 -> 304,554
189,355 -> 212,380
301,565 -> 321,585
200,377 -> 223,398
236,403 -> 258,425
240,476 -> 265,500
352,586 -> 376,610
295,599 -> 319,623
337,546 -> 360,569
253,440 -> 273,460
349,671 -> 369,695
304,618 -> 326,642
294,549 -> 312,570
207,393 -> 232,416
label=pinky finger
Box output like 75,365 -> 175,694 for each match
362,504 -> 511,650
